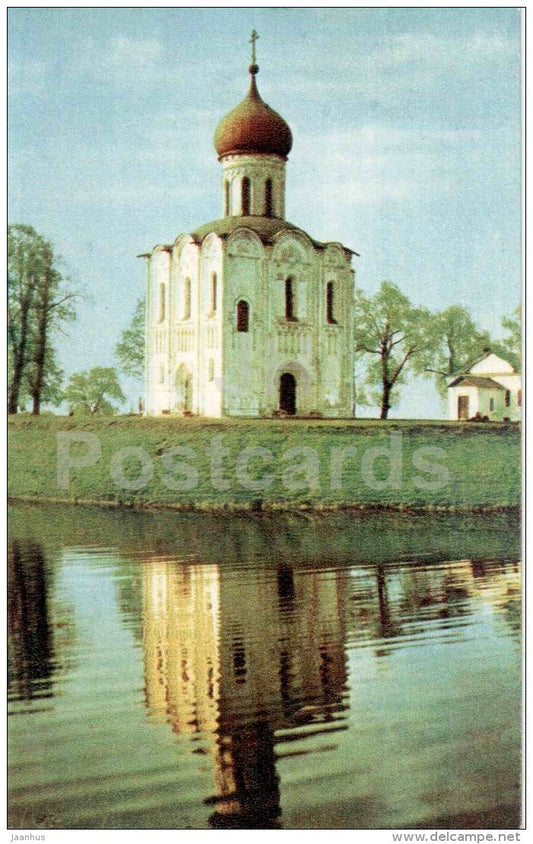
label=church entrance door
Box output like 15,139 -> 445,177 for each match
175,365 -> 193,414
279,373 -> 296,415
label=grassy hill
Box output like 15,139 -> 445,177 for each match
8,415 -> 521,512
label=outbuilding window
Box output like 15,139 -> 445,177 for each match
505,389 -> 511,407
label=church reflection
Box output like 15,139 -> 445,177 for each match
140,549 -> 520,828
142,559 -> 348,828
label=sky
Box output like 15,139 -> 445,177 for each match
7,7 -> 522,417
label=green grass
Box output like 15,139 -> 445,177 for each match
8,414 -> 521,511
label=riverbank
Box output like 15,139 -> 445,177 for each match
8,415 -> 521,512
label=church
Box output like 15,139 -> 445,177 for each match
143,34 -> 357,418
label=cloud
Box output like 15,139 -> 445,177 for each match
108,35 -> 163,69
76,34 -> 231,93
8,58 -> 48,96
283,29 -> 518,106
370,30 -> 516,69
77,35 -> 165,86
294,124 -> 491,210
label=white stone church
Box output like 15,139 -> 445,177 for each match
142,37 -> 357,417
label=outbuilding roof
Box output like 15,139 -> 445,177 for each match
447,375 -> 506,390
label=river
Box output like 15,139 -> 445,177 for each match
8,503 -> 521,830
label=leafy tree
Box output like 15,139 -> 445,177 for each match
8,224 -> 76,414
115,297 -> 145,380
354,282 -> 434,419
18,349 -> 65,411
64,367 -> 125,416
501,306 -> 521,363
8,225 -> 42,414
424,306 -> 494,399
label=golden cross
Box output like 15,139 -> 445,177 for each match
249,29 -> 259,64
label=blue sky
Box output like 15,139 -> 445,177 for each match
8,7 -> 522,416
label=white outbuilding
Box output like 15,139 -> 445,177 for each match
142,38 -> 357,418
448,351 -> 521,422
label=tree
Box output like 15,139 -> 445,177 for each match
424,306 -> 494,399
354,282 -> 434,419
28,244 -> 75,416
115,297 -> 145,380
8,224 -> 76,414
501,306 -> 521,363
64,367 -> 125,416
19,349 -> 65,411
8,225 -> 42,413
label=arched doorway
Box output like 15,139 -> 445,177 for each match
279,372 -> 296,415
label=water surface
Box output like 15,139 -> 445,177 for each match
8,504 -> 521,829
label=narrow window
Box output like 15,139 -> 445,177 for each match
210,272 -> 217,314
224,181 -> 230,216
518,389 -> 522,407
265,178 -> 273,217
285,277 -> 296,321
326,281 -> 337,324
183,277 -> 191,320
158,362 -> 165,384
158,282 -> 165,323
505,389 -> 511,408
489,398 -> 495,412
208,358 -> 214,381
242,176 -> 251,216
236,300 -> 249,332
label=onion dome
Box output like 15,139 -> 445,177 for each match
214,63 -> 293,160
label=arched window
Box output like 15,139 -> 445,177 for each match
208,358 -> 215,381
236,300 -> 249,332
265,178 -> 273,217
210,272 -> 217,314
242,177 -> 251,216
183,277 -> 191,320
285,277 -> 296,322
158,282 -> 165,323
224,181 -> 230,216
326,281 -> 337,324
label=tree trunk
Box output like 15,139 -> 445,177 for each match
31,264 -> 52,415
8,292 -> 32,414
380,383 -> 391,419
380,343 -> 391,420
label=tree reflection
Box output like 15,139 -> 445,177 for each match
8,540 -> 55,701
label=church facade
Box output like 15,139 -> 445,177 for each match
143,40 -> 357,418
